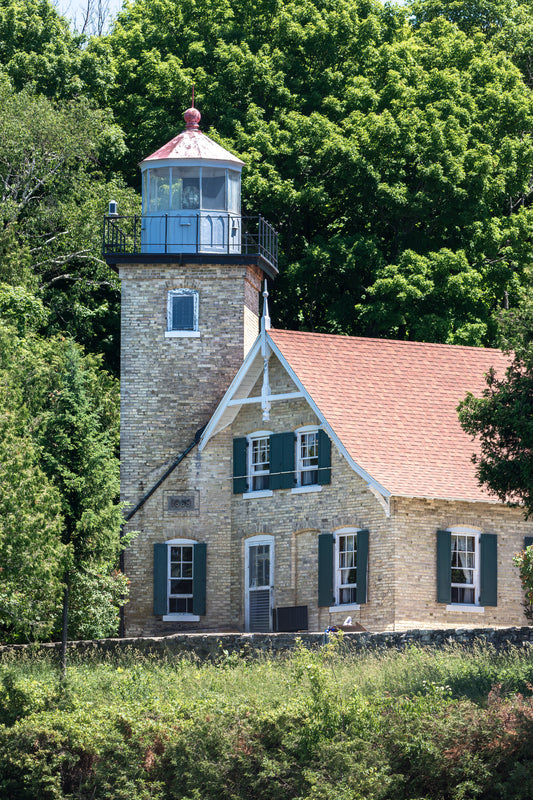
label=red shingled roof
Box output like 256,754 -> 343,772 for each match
268,329 -> 510,502
140,128 -> 244,166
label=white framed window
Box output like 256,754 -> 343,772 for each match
165,289 -> 199,338
168,541 -> 195,615
450,527 -> 480,606
335,528 -> 358,607
296,426 -> 319,486
248,431 -> 272,493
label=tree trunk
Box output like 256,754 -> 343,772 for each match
60,580 -> 69,680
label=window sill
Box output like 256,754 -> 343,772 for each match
242,490 -> 273,499
445,604 -> 485,613
162,614 -> 200,622
291,485 -> 322,495
164,330 -> 201,338
329,603 -> 361,613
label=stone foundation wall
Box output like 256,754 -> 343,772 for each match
4,627 -> 533,662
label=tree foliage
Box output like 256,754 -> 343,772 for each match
459,299 -> 533,515
102,0 -> 533,344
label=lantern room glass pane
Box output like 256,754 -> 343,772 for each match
142,171 -> 148,213
172,167 -> 200,209
202,167 -> 226,210
149,167 -> 170,212
228,170 -> 240,213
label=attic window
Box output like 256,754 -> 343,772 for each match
165,289 -> 200,338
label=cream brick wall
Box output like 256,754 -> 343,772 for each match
120,258 -> 262,636
390,497 -> 533,630
228,356 -> 394,632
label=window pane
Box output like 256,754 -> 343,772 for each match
169,597 -> 193,613
228,170 -> 240,213
172,296 -> 195,330
202,168 -> 226,209
170,578 -> 193,594
340,587 -> 357,604
173,168 -> 200,209
148,167 -> 170,211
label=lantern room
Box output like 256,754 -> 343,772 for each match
139,107 -> 244,254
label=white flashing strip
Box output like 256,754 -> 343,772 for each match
162,614 -> 200,622
265,335 -> 392,503
199,336 -> 263,451
446,605 -> 485,613
227,391 -> 304,407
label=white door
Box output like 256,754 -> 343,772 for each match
245,536 -> 274,632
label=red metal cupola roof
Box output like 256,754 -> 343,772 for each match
140,107 -> 244,167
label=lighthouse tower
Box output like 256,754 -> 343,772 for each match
104,106 -> 278,635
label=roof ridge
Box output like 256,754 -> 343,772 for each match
269,328 -> 504,354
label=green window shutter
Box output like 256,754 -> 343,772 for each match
436,530 -> 451,604
153,543 -> 168,616
233,437 -> 247,494
480,534 -> 497,607
192,542 -> 207,616
356,529 -> 369,604
318,533 -> 334,607
317,429 -> 331,485
525,537 -> 533,549
270,432 -> 295,490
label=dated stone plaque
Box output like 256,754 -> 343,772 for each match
167,495 -> 195,512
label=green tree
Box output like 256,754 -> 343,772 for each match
102,0 -> 533,345
458,298 -> 533,514
0,307 -> 126,647
0,84 -> 139,372
0,0 -> 114,101
19,337 -> 124,667
0,324 -> 66,642
513,545 -> 533,621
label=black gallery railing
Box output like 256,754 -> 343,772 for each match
102,213 -> 278,271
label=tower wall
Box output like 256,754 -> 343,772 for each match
119,260 -> 262,503
119,258 -> 263,635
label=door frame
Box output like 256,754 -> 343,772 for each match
244,534 -> 274,632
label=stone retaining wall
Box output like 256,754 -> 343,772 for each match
3,626 -> 533,662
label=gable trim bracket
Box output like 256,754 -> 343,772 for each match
367,484 -> 391,518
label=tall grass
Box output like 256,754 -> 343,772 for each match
2,640 -> 533,799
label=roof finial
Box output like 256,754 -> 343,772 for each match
184,85 -> 201,130
261,279 -> 271,331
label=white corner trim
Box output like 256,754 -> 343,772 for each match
164,330 -> 201,338
242,489 -> 273,499
162,614 -> 200,622
265,334 -> 392,501
329,604 -> 361,613
445,605 -> 485,613
291,485 -> 323,495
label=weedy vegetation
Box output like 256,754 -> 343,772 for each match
2,639 -> 533,799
